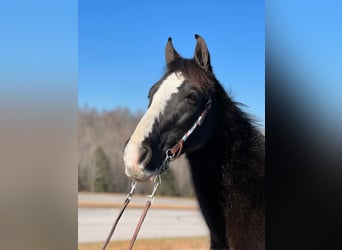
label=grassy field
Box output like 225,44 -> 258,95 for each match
78,237 -> 209,250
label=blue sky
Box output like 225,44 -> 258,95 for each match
79,0 -> 264,126
267,1 -> 342,131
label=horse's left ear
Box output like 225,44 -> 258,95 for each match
194,34 -> 212,72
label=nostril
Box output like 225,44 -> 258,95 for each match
139,145 -> 151,165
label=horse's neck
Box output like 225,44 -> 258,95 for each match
185,105 -> 229,247
186,92 -> 247,183
186,115 -> 226,196
185,91 -> 264,248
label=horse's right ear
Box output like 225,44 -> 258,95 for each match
165,37 -> 181,65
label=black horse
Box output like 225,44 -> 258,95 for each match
123,35 -> 264,250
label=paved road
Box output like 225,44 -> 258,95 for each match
78,193 -> 209,243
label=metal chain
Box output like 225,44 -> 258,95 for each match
156,149 -> 174,175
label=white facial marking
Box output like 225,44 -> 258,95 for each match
123,72 -> 185,173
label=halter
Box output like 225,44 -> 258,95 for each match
102,96 -> 212,250
157,96 -> 212,174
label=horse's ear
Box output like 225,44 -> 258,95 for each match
194,34 -> 212,71
165,37 -> 181,65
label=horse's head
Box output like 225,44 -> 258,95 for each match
123,35 -> 218,181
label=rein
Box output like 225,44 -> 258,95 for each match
102,97 -> 212,249
101,180 -> 137,250
101,157 -> 167,250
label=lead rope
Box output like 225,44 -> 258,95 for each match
128,175 -> 161,250
102,180 -> 137,250
102,153 -> 170,250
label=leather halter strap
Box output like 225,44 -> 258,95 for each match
167,97 -> 212,161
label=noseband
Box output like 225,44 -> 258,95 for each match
157,96 -> 212,175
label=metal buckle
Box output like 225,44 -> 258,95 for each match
147,175 -> 161,202
127,179 -> 137,201
166,148 -> 176,160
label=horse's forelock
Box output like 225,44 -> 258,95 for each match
166,59 -> 216,97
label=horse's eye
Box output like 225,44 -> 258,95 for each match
185,92 -> 198,103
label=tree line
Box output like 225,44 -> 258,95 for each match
78,106 -> 194,196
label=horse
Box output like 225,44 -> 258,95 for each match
123,34 -> 264,250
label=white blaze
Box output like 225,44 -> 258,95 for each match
124,72 -> 185,171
